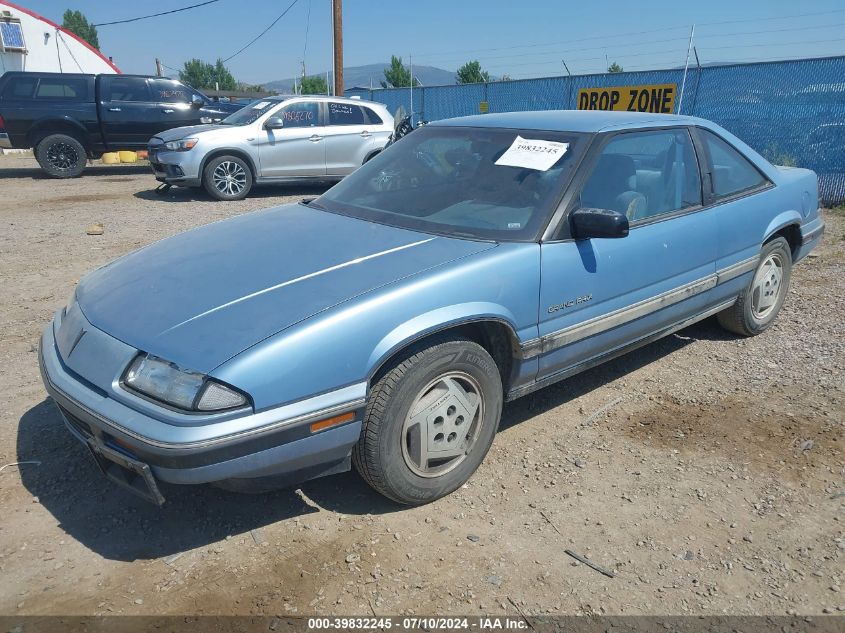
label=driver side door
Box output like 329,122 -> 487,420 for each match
257,101 -> 326,178
537,127 -> 716,380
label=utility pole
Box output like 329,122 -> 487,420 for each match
155,57 -> 163,77
332,0 -> 343,97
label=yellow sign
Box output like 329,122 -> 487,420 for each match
577,84 -> 677,114
479,101 -> 489,113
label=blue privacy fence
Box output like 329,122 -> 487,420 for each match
347,56 -> 845,204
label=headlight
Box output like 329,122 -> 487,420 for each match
123,354 -> 247,412
163,138 -> 198,152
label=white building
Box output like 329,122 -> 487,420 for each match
0,1 -> 119,75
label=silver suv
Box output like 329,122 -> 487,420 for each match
148,95 -> 393,200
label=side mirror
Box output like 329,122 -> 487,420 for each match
190,94 -> 204,108
264,116 -> 284,130
570,207 -> 629,239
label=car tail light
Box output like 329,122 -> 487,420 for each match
0,114 -> 5,130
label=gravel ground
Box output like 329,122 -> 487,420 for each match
0,154 -> 842,617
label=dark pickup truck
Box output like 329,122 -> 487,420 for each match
0,72 -> 245,178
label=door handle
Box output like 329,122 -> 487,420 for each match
162,109 -> 175,114
309,135 -> 323,142
108,107 -> 121,112
360,131 -> 372,138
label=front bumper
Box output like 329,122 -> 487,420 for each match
147,146 -> 202,186
39,314 -> 365,503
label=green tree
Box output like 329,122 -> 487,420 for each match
456,60 -> 490,84
237,82 -> 268,93
178,58 -> 236,91
61,9 -> 99,50
299,74 -> 328,95
381,55 -> 419,88
607,62 -> 624,73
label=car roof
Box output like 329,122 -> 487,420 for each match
270,94 -> 387,108
431,110 -> 704,133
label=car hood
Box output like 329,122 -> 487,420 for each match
150,124 -> 231,144
76,204 -> 496,374
204,101 -> 244,114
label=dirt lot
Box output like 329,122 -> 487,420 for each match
0,153 -> 842,617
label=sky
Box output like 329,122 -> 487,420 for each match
16,0 -> 845,84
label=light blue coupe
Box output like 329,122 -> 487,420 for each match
39,111 -> 824,505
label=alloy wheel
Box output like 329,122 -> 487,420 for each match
212,161 -> 247,197
46,142 -> 80,172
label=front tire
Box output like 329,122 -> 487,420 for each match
202,155 -> 253,200
353,336 -> 503,505
717,237 -> 792,336
35,134 -> 87,178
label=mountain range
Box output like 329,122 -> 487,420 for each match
264,63 -> 458,92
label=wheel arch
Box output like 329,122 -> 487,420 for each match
363,148 -> 381,163
367,307 -> 524,393
27,118 -> 90,149
763,211 -> 802,260
200,148 -> 258,179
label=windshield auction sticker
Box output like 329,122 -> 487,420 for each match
495,136 -> 569,171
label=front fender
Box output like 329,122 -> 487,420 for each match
212,243 -> 541,410
367,303 -> 522,379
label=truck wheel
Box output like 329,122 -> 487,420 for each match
202,155 -> 252,201
35,134 -> 87,178
717,237 -> 792,336
353,336 -> 503,505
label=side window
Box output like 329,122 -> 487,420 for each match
149,79 -> 192,104
278,101 -> 319,127
579,129 -> 701,222
1,75 -> 37,99
361,106 -> 383,125
35,77 -> 89,100
699,129 -> 767,198
104,77 -> 151,102
328,102 -> 366,125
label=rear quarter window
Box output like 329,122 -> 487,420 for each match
362,106 -> 383,125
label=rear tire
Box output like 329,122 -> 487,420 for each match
202,155 -> 253,201
717,237 -> 792,336
353,336 -> 503,505
35,134 -> 86,178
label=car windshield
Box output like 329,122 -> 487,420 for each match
220,99 -> 280,126
315,125 -> 586,241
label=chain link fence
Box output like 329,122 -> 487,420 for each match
347,56 -> 845,203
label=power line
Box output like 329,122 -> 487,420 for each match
408,7 -> 845,63
94,0 -> 222,27
223,0 -> 301,63
479,33 -> 845,73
